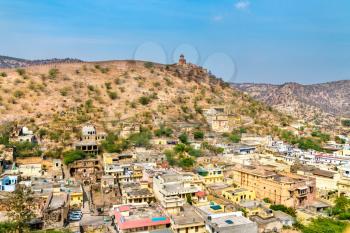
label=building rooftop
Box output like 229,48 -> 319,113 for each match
48,192 -> 68,210
114,204 -> 170,230
210,212 -> 253,228
171,206 -> 204,226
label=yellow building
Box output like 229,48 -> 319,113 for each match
222,187 -> 256,204
66,185 -> 83,208
197,166 -> 224,185
103,153 -> 133,166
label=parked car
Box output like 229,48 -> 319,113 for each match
69,211 -> 83,221
69,215 -> 81,221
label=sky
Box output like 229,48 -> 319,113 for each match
1,0 -> 350,84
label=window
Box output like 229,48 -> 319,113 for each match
195,226 -> 199,232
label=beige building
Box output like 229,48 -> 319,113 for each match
228,164 -> 316,208
297,168 -> 339,192
202,107 -> 239,133
120,181 -> 155,204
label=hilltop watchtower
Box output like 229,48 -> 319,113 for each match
178,54 -> 186,65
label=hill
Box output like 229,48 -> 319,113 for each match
233,80 -> 350,127
0,59 -> 289,148
0,55 -> 82,68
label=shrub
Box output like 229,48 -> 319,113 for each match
114,78 -> 122,85
297,138 -> 322,151
154,125 -> 173,137
179,133 -> 189,144
338,212 -> 350,220
193,131 -> 204,140
87,85 -> 95,91
0,72 -> 7,77
301,217 -> 347,233
101,133 -> 129,153
164,77 -> 173,86
153,82 -> 161,87
188,147 -> 202,157
38,128 -> 48,138
311,131 -> 330,142
105,82 -> 112,90
128,129 -> 152,147
16,68 -> 26,76
108,91 -> 118,100
49,130 -> 62,142
342,119 -> 350,127
60,87 -> 71,96
179,157 -> 195,168
139,96 -> 151,105
165,149 -> 176,166
95,64 -> 109,73
335,136 -> 346,144
85,99 -> 94,111
229,133 -> 241,143
63,150 -> 86,165
11,141 -> 42,158
174,143 -> 186,153
48,68 -> 59,79
270,204 -> 296,217
13,90 -> 25,98
144,62 -> 154,69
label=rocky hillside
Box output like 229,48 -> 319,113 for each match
233,80 -> 350,126
0,55 -> 82,68
0,60 -> 289,145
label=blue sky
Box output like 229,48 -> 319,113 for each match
1,0 -> 350,84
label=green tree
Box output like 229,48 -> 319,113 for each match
187,147 -> 202,157
179,157 -> 195,168
101,134 -> 129,153
164,149 -> 176,166
229,133 -> 241,143
178,133 -> 189,144
6,186 -> 35,233
128,130 -> 152,147
63,150 -> 86,165
270,204 -> 296,217
174,143 -> 186,153
341,119 -> 350,127
11,141 -> 42,158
